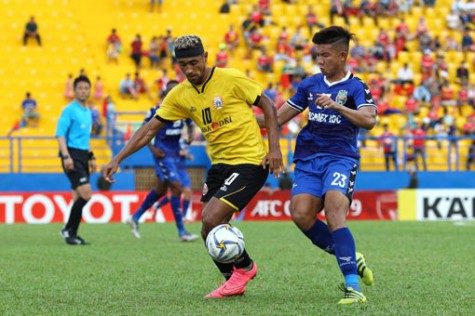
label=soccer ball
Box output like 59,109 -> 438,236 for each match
206,224 -> 245,263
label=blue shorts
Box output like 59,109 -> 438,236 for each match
291,155 -> 358,202
154,157 -> 180,183
177,165 -> 191,188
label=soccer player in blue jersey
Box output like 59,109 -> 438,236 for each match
127,80 -> 198,242
152,138 -> 194,219
258,26 -> 376,304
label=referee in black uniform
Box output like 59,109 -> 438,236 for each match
56,75 -> 97,245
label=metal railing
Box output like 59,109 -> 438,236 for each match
1,134 -> 473,174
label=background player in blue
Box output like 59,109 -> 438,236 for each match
152,138 -> 194,220
258,26 -> 376,304
56,75 -> 96,245
127,80 -> 198,242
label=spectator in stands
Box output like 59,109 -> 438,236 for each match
158,35 -> 169,67
148,36 -> 160,68
119,73 -> 138,100
246,28 -> 265,59
104,95 -> 117,138
150,0 -> 163,13
463,115 -> 475,135
467,140 -> 475,170
23,16 -> 41,46
330,0 -> 349,26
64,74 -> 74,101
394,63 -> 414,85
456,61 -> 470,85
21,92 -> 40,127
379,124 -> 398,171
305,5 -> 324,34
93,76 -> 104,100
413,81 -> 432,106
377,95 -> 403,115
406,167 -> 419,189
215,44 -> 229,68
165,28 -> 176,65
412,122 -> 428,171
134,72 -> 152,99
224,24 -> 240,58
440,81 -> 456,110
461,28 -> 474,52
405,94 -> 419,115
130,34 -> 143,69
261,82 -> 276,103
242,13 -> 259,50
89,102 -> 103,136
290,26 -> 306,54
274,37 -> 293,63
256,48 -> 273,73
155,68 -> 170,98
250,4 -> 265,27
359,0 -> 379,26
219,0 -> 230,13
106,28 -> 122,63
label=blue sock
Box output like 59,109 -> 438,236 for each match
155,196 -> 170,209
182,199 -> 190,217
303,219 -> 335,254
132,190 -> 161,222
332,227 -> 360,291
170,195 -> 185,236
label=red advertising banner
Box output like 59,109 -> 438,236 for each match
0,190 -> 397,224
238,190 -> 398,221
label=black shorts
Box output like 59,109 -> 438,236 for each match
201,163 -> 269,211
62,148 -> 90,190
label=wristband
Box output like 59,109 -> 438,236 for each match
88,151 -> 95,160
62,155 -> 70,160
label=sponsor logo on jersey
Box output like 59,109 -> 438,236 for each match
202,183 -> 208,196
190,106 -> 197,113
335,90 -> 348,106
200,116 -> 232,133
212,96 -> 224,109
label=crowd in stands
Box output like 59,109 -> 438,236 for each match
9,0 -> 475,171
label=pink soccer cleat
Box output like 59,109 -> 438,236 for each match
205,262 -> 258,299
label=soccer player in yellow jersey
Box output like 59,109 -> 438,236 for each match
103,35 -> 283,298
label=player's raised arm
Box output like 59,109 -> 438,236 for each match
103,118 -> 165,182
255,94 -> 284,178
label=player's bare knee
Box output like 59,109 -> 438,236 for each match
290,209 -> 314,230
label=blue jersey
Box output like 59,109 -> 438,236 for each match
144,105 -> 193,158
56,100 -> 92,150
288,72 -> 376,160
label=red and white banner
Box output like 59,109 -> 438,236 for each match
240,191 -> 398,221
0,190 -> 397,224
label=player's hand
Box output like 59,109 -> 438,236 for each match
262,148 -> 283,178
316,93 -> 340,111
102,160 -> 119,183
63,157 -> 74,171
151,147 -> 165,158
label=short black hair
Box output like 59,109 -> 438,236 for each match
73,75 -> 91,89
312,26 -> 354,50
166,80 -> 179,91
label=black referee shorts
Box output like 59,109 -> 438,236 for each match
62,148 -> 90,190
201,163 -> 269,211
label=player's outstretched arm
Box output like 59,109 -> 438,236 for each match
103,118 -> 165,182
256,94 -> 283,178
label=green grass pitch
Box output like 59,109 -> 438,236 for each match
1,221 -> 474,315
